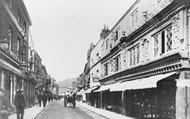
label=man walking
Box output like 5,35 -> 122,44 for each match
0,88 -> 9,119
42,90 -> 47,107
37,92 -> 42,107
14,89 -> 26,119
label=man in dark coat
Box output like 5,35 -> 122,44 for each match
0,88 -> 9,119
14,89 -> 26,119
42,91 -> 47,107
37,92 -> 43,107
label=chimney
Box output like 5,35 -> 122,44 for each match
100,25 -> 110,39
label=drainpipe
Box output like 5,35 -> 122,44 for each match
186,6 -> 190,119
185,86 -> 188,119
187,6 -> 190,58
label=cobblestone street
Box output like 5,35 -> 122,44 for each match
36,101 -> 107,119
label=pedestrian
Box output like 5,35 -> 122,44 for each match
47,91 -> 51,103
14,89 -> 26,119
42,91 -> 47,107
0,88 -> 9,119
37,92 -> 42,107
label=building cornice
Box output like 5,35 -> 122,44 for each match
100,52 -> 186,83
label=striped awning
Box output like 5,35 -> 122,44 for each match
94,83 -> 121,92
110,72 -> 176,91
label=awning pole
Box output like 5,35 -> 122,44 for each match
100,91 -> 103,109
122,91 -> 126,115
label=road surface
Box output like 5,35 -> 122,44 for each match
36,100 -> 107,119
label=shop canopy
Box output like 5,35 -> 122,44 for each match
94,83 -> 121,92
0,59 -> 25,78
110,72 -> 176,92
84,86 -> 99,94
95,72 -> 176,92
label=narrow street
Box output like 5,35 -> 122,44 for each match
36,101 -> 107,119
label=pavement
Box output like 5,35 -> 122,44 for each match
9,105 -> 45,119
8,100 -> 134,119
76,101 -> 134,119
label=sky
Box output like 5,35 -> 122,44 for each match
23,0 -> 135,82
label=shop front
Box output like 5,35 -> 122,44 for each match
98,72 -> 184,119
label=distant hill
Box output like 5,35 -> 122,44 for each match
57,78 -> 78,93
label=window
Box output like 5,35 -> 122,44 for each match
132,48 -> 136,65
142,39 -> 149,61
129,50 -> 132,66
153,25 -> 172,57
131,9 -> 138,26
24,21 -> 27,32
161,30 -> 165,54
114,55 -> 121,71
106,39 -> 109,49
93,77 -> 99,82
17,37 -> 20,52
129,45 -> 140,66
153,34 -> 159,57
136,45 -> 140,64
166,26 -> 172,52
115,30 -> 119,40
104,63 -> 108,76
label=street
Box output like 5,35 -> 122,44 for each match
36,101 -> 107,119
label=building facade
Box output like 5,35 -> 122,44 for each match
87,0 -> 190,119
0,0 -> 36,107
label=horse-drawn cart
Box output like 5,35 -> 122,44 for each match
64,93 -> 76,107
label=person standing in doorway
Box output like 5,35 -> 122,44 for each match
14,89 -> 26,119
0,88 -> 9,119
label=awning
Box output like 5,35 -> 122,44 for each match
110,72 -> 176,91
94,83 -> 120,92
94,85 -> 109,92
176,79 -> 190,87
84,86 -> 99,94
0,59 -> 25,78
